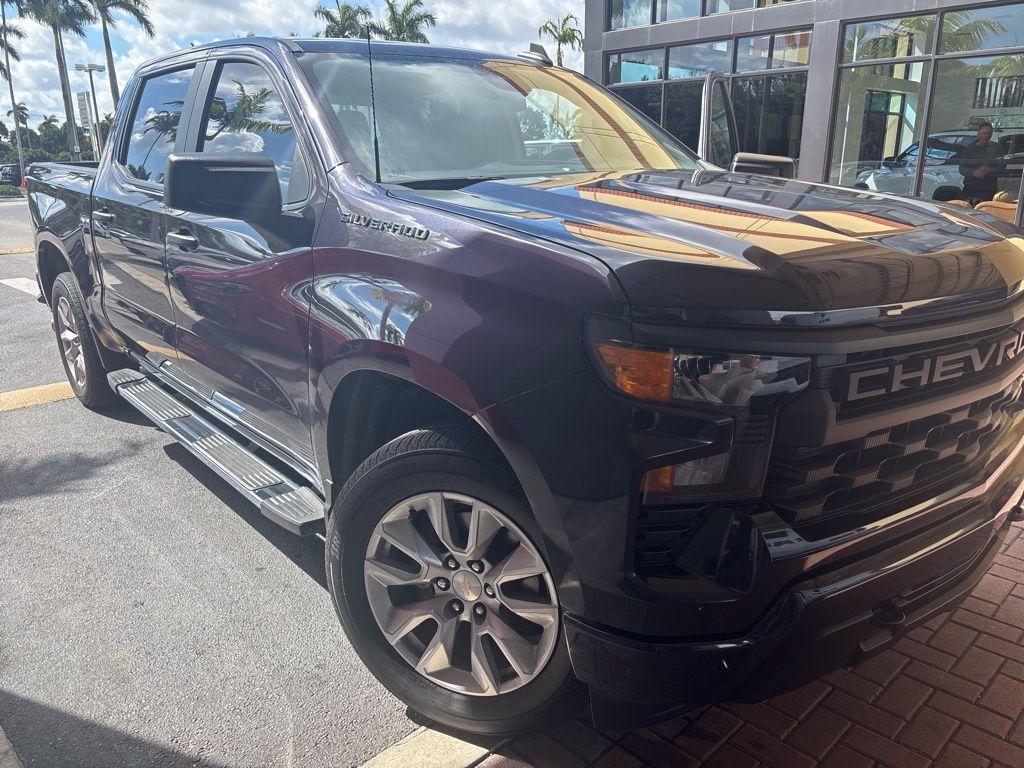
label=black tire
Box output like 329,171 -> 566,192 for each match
51,272 -> 114,410
325,425 -> 585,736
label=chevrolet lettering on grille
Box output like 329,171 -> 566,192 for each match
838,327 -> 1024,403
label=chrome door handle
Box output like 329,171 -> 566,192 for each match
93,210 -> 115,223
166,231 -> 199,251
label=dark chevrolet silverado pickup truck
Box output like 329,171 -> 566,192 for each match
28,37 -> 1024,735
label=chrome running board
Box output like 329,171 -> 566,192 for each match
108,369 -> 324,536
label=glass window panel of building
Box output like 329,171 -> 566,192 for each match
610,0 -> 654,30
668,40 -> 733,79
829,61 -> 930,195
736,30 -> 811,72
660,0 -> 700,22
619,83 -> 664,124
929,54 -> 1024,203
608,28 -> 809,159
843,16 -> 936,63
941,6 -> 1024,54
608,49 -> 665,84
732,71 -> 807,156
611,0 -> 809,30
664,80 -> 704,150
706,0 -> 801,14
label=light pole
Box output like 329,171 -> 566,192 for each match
75,63 -> 105,157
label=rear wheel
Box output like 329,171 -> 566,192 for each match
51,272 -> 114,409
325,425 -> 585,736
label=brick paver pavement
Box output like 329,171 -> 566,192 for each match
478,520 -> 1024,768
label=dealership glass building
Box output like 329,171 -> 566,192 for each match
583,0 -> 1024,206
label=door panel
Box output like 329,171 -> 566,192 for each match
166,58 -> 318,464
93,66 -> 198,361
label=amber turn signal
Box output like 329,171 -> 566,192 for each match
641,465 -> 675,495
594,342 -> 674,402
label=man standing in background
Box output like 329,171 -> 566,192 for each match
959,121 -> 1005,203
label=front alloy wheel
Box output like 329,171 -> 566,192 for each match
327,425 -> 584,736
364,492 -> 559,696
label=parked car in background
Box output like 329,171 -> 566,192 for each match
856,131 -> 1024,200
25,36 -> 1024,737
0,163 -> 21,188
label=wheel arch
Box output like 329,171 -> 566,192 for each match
35,235 -> 74,305
321,369 -> 502,504
318,366 -> 582,614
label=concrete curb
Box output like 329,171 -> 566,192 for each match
360,726 -> 502,768
0,726 -> 22,768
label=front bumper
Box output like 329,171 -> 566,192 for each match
565,470 -> 1023,720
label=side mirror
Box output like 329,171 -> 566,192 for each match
731,152 -> 798,179
164,153 -> 282,221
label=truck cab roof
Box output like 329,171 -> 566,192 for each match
151,36 -> 528,67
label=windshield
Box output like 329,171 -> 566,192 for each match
297,52 -> 698,185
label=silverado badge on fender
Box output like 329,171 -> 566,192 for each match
342,212 -> 429,240
838,325 -> 1024,403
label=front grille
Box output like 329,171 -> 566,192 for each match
825,317 -> 1024,419
766,378 -> 1024,527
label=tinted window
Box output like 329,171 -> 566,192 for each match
828,62 -> 929,193
122,68 -> 193,184
941,6 -> 1024,53
736,30 -> 811,72
668,40 -> 732,79
609,49 -> 665,84
198,61 -> 308,203
659,0 -> 699,22
708,82 -> 735,166
843,16 -> 936,62
618,84 -> 663,123
664,79 -> 703,151
610,0 -> 653,29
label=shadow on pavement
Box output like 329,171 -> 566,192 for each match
95,400 -> 157,428
161,442 -> 327,588
0,443 -> 145,507
0,691 -> 232,768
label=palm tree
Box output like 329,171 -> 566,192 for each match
6,100 -> 27,147
98,110 -> 112,141
370,0 -> 436,44
1,0 -> 25,176
314,2 -> 370,39
23,0 -> 95,159
89,0 -> 154,107
537,13 -> 583,68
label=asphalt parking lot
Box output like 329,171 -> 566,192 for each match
5,198 -> 1024,768
0,199 -> 415,767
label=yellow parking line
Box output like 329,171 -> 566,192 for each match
0,247 -> 33,255
0,381 -> 74,413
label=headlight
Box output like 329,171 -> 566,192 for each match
593,340 -> 810,407
588,327 -> 810,506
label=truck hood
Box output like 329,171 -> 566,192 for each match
391,169 -> 1024,327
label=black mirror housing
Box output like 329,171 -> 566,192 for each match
164,153 -> 282,221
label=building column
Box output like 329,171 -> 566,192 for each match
584,0 -> 608,81
797,19 -> 842,183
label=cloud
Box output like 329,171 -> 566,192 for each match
3,0 -> 585,129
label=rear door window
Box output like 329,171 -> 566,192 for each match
197,61 -> 309,203
122,67 -> 195,184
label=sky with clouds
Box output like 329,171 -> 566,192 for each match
3,0 -> 585,128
